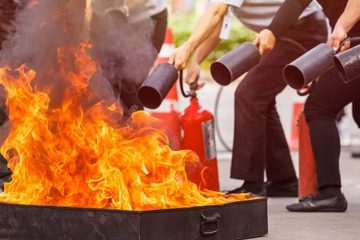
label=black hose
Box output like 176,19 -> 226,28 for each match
179,70 -> 197,98
179,71 -> 188,97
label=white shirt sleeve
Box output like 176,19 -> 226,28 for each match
209,0 -> 245,8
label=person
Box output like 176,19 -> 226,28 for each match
170,0 -> 328,196
279,0 -> 360,212
90,0 -> 168,114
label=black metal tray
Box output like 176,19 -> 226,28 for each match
0,198 -> 267,240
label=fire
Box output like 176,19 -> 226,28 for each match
0,43 -> 252,211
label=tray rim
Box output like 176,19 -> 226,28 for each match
0,197 -> 267,214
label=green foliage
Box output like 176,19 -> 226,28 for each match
169,13 -> 256,66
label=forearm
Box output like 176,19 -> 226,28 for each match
183,3 -> 228,54
334,0 -> 360,34
268,0 -> 312,38
191,22 -> 222,65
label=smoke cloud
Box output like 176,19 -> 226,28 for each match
90,1 -> 157,104
0,0 -> 157,109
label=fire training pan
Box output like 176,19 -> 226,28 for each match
0,198 -> 267,240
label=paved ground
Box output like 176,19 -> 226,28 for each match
178,76 -> 360,239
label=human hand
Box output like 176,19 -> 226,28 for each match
186,62 -> 206,90
328,24 -> 350,52
169,43 -> 192,70
253,29 -> 276,55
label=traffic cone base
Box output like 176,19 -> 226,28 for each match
290,102 -> 305,150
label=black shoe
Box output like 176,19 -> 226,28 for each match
286,194 -> 348,212
266,179 -> 298,197
227,182 -> 266,196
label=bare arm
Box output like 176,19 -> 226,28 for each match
191,21 -> 222,66
185,21 -> 222,88
328,0 -> 360,50
335,0 -> 360,33
169,3 -> 229,70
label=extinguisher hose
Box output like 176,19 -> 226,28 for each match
179,71 -> 189,97
179,70 -> 197,98
213,37 -> 307,152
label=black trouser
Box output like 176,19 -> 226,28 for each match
91,9 -> 168,111
231,12 -> 328,182
305,66 -> 360,189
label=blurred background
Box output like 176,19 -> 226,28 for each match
166,0 -> 358,153
169,0 -> 255,68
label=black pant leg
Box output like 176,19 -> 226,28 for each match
305,67 -> 360,189
231,40 -> 304,182
265,100 -> 296,182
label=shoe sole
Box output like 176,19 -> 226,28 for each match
287,202 -> 348,212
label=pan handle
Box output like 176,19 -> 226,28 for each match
200,213 -> 221,235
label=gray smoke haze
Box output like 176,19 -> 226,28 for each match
0,0 -> 157,109
90,2 -> 157,98
2,0 -> 86,71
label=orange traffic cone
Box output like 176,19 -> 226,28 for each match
148,28 -> 181,150
298,111 -> 319,199
289,99 -> 305,151
156,28 -> 175,64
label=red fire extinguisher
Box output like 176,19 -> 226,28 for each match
179,72 -> 220,191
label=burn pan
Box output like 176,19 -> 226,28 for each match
0,198 -> 267,240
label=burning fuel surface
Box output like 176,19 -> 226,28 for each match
0,0 -> 252,210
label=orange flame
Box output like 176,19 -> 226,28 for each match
0,43 -> 252,210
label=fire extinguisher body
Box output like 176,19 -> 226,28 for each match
180,97 -> 220,191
